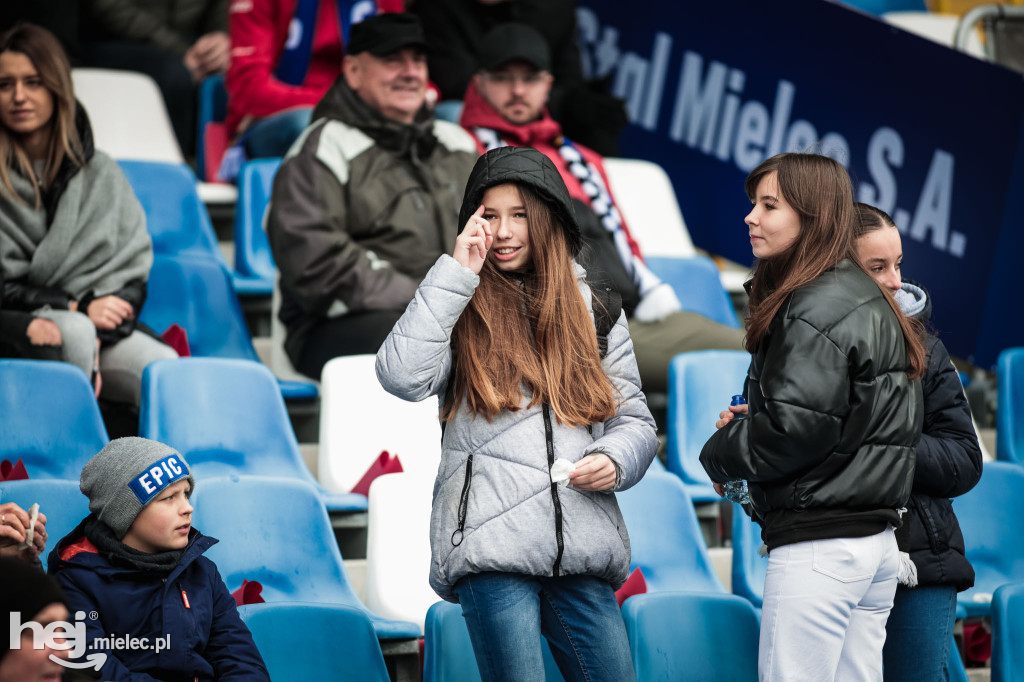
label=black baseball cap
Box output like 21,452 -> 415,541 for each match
347,13 -> 428,57
478,23 -> 551,72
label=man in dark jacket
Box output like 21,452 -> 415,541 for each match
49,438 -> 270,681
267,12 -> 478,380
459,23 -> 744,393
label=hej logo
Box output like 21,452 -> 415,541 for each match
9,610 -> 106,671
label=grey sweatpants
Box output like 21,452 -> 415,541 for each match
628,312 -> 746,394
33,309 -> 177,406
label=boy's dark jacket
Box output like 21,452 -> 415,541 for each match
48,515 -> 269,681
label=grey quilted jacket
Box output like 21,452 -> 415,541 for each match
376,254 -> 659,602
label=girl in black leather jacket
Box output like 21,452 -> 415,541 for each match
854,202 -> 982,682
700,153 -> 926,681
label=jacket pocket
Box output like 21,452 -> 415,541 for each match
451,454 -> 473,547
811,538 -> 875,583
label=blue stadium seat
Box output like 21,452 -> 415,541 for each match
616,470 -> 726,594
422,601 -> 564,682
666,350 -> 751,502
0,360 -> 108,480
645,255 -> 741,328
997,347 -> 1024,464
0,480 -> 91,570
992,581 -> 1024,682
139,254 -> 317,401
190,475 -> 416,639
732,502 -> 767,609
118,160 -> 223,261
239,602 -> 389,681
119,159 -> 267,296
232,159 -> 281,295
622,591 -> 759,681
196,74 -> 227,183
955,461 -> 1024,618
139,358 -> 359,511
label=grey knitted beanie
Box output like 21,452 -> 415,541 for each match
80,437 -> 195,539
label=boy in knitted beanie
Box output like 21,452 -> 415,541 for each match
47,437 -> 269,681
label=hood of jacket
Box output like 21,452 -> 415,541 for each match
895,278 -> 931,323
459,81 -> 563,149
458,145 -> 582,256
311,77 -> 439,159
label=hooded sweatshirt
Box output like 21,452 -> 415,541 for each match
376,147 -> 659,601
893,279 -> 982,590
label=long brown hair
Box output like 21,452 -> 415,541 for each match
0,23 -> 84,207
442,183 -> 618,427
744,154 -> 924,377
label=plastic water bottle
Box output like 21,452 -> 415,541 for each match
724,395 -> 750,504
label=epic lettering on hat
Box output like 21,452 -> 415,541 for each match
128,455 -> 188,505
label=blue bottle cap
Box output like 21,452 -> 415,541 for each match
730,394 -> 747,406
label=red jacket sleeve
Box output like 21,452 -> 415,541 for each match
225,0 -> 333,135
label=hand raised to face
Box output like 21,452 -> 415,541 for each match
453,205 -> 493,275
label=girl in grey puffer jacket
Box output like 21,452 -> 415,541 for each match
377,147 -> 658,681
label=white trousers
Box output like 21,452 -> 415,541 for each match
759,527 -> 898,682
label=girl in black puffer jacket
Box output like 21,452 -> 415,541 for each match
854,202 -> 982,682
701,153 -> 926,682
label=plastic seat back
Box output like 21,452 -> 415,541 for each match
72,68 -> 183,163
118,161 -> 223,261
601,158 -> 696,258
140,255 -> 259,360
645,255 -> 741,328
234,159 -> 281,285
239,602 -> 389,681
997,347 -> 1024,463
191,475 -> 416,639
140,358 -> 308,480
992,581 -> 1024,682
617,470 -> 726,594
956,461 -> 1024,617
732,502 -> 768,608
0,480 -> 90,570
423,601 -> 564,682
0,360 -> 108,479
666,350 -> 751,501
622,591 -> 759,681
365,473 -> 435,633
319,355 -> 442,493
196,74 -> 228,182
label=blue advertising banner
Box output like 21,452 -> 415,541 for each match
577,0 -> 1024,367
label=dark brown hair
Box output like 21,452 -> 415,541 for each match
442,183 -> 618,426
0,23 -> 84,206
744,154 -> 924,378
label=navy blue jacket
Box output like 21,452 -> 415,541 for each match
48,517 -> 269,681
897,280 -> 982,591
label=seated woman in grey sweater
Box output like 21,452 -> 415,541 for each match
0,23 -> 175,405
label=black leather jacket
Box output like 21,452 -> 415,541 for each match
701,260 -> 923,549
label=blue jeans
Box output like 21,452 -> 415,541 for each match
453,572 -> 635,682
883,584 -> 958,681
244,108 -> 313,159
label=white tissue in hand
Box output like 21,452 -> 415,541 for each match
17,503 -> 39,551
550,459 -> 576,487
633,283 -> 682,323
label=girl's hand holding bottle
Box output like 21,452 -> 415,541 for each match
454,205 -> 493,275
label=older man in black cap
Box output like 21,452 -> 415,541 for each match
267,13 -> 478,380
